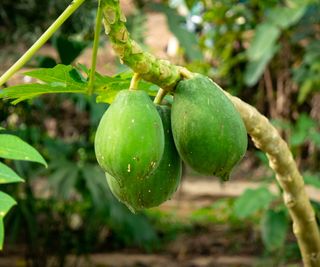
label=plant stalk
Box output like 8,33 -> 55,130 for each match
153,88 -> 167,104
0,0 -> 86,87
129,73 -> 141,90
102,1 -> 320,266
88,0 -> 104,95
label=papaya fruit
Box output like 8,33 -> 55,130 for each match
95,89 -> 164,182
106,105 -> 182,212
171,74 -> 247,181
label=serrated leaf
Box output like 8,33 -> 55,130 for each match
234,187 -> 275,219
95,72 -> 158,104
247,23 -> 280,61
0,134 -> 47,167
0,65 -> 88,104
1,83 -> 86,104
0,162 -> 24,184
261,209 -> 288,251
24,64 -> 87,86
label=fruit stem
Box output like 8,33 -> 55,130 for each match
88,0 -> 104,95
0,0 -> 86,87
129,73 -> 141,90
153,88 -> 167,104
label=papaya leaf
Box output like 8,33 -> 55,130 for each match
95,71 -> 158,104
0,64 -> 87,104
0,162 -> 24,184
233,187 -> 275,219
261,209 -> 288,251
0,134 -> 47,167
0,64 -> 158,104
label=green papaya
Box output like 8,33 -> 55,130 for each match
106,105 -> 182,212
171,74 -> 247,181
95,90 -> 164,182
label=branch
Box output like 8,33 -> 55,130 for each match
226,92 -> 320,267
102,1 -> 320,265
101,0 -> 183,90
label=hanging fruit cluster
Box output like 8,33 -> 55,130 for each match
95,74 -> 248,212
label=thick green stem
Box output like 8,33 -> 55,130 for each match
103,1 -> 320,266
88,0 -> 104,95
0,0 -> 86,87
101,0 -> 181,91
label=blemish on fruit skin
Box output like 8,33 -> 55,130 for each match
131,119 -> 135,123
127,164 -> 131,172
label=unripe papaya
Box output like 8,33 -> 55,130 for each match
106,105 -> 182,212
171,74 -> 247,181
95,90 -> 164,182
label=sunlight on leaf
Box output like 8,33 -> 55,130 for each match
0,134 -> 47,167
0,162 -> 24,184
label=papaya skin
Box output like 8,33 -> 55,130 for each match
95,90 -> 164,183
171,74 -> 248,180
106,105 -> 182,212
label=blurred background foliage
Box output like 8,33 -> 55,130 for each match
0,0 -> 320,266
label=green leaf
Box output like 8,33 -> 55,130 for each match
261,209 -> 288,251
0,162 -> 24,184
244,45 -> 279,86
267,5 -> 307,29
0,192 -> 17,250
24,64 -> 87,86
246,23 -> 280,61
0,191 -> 16,218
95,71 -> 158,104
0,65 -> 87,104
0,134 -> 47,167
234,187 -> 275,219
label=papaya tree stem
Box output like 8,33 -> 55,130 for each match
153,88 -> 167,105
225,92 -> 320,266
102,1 -> 320,265
0,0 -> 86,87
88,0 -> 104,95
